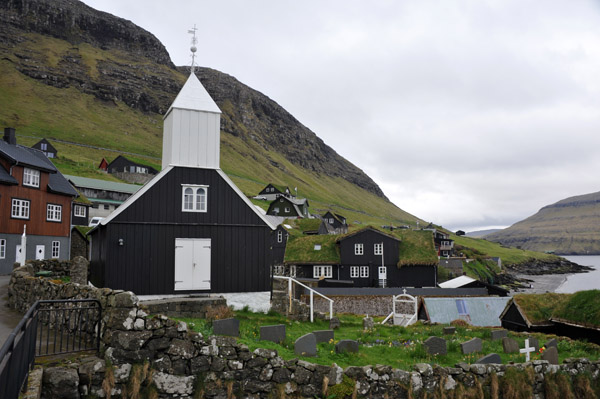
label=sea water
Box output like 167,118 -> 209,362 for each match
556,255 -> 600,293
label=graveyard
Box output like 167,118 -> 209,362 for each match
175,308 -> 600,370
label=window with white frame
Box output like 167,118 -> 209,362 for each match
313,265 -> 332,278
277,230 -> 283,243
74,205 -> 86,217
290,265 -> 296,277
350,266 -> 359,278
284,207 -> 290,213
41,143 -> 47,151
11,198 -> 30,219
51,241 -> 60,258
329,218 -> 334,224
23,168 -> 40,188
273,265 -> 285,275
354,243 -> 364,255
182,185 -> 208,212
360,266 -> 369,278
46,204 -> 62,222
0,239 -> 5,259
374,243 -> 383,255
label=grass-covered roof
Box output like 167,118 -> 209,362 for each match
553,290 -> 600,328
395,229 -> 438,266
284,234 -> 339,264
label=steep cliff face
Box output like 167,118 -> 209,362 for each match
0,0 -> 387,200
487,191 -> 600,255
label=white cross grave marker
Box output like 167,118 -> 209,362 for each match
520,338 -> 535,362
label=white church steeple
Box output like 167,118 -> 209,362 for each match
162,28 -> 222,170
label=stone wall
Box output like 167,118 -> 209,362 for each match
312,295 -> 394,317
8,264 -> 600,399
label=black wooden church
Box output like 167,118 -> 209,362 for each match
89,72 -> 277,295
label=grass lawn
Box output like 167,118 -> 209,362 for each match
176,310 -> 600,370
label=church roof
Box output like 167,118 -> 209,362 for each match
165,73 -> 221,116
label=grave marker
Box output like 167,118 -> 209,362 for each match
313,330 -> 334,343
424,336 -> 447,356
335,340 -> 359,354
260,324 -> 286,344
519,338 -> 535,362
443,326 -> 456,335
461,338 -> 482,355
491,330 -> 508,340
502,337 -> 519,354
476,353 -> 502,364
541,346 -> 558,365
295,333 -> 317,357
213,318 -> 239,337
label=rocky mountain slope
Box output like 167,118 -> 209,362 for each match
486,191 -> 600,255
0,0 -> 404,225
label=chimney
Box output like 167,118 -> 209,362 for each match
3,127 -> 16,145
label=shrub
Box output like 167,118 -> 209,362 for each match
205,305 -> 235,321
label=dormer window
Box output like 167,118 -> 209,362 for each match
182,185 -> 208,212
23,168 -> 40,188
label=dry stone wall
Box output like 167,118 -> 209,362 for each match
8,263 -> 600,399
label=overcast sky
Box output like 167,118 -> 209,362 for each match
82,0 -> 600,232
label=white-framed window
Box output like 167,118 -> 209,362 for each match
284,207 -> 290,213
51,241 -> 60,259
74,205 -> 86,217
277,230 -> 283,243
360,266 -> 369,278
182,185 -> 208,212
329,218 -> 334,224
354,243 -> 364,255
273,207 -> 279,214
313,265 -> 332,278
290,265 -> 296,278
350,266 -> 359,278
11,198 -> 30,219
0,239 -> 5,259
41,143 -> 47,151
23,168 -> 40,188
273,265 -> 285,275
46,204 -> 62,222
374,243 -> 383,255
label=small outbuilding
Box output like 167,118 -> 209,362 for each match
419,296 -> 511,327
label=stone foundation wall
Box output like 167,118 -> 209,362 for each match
311,295 -> 394,316
8,265 -> 600,399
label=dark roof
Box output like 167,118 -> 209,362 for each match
312,287 -> 489,297
336,226 -> 400,243
0,163 -> 17,184
32,138 -> 57,153
0,140 -> 56,172
28,150 -> 77,196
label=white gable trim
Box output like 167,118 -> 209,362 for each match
99,166 -> 174,226
216,169 -> 277,230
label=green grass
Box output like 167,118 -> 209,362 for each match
395,229 -> 438,266
513,293 -> 575,325
553,290 -> 600,327
284,235 -> 340,264
177,310 -> 600,370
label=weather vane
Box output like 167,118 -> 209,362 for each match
188,24 -> 198,73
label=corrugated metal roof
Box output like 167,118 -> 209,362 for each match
422,296 -> 511,327
438,275 -> 476,289
64,175 -> 141,194
0,140 -> 57,172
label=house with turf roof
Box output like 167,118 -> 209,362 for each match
319,211 -> 348,235
256,183 -> 294,201
285,227 -> 438,288
267,196 -> 310,218
88,72 -> 277,295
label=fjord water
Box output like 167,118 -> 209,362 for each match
556,255 -> 600,293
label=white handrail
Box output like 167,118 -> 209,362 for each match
273,276 -> 333,322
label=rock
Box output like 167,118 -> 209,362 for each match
152,372 -> 195,396
335,340 -> 359,354
491,330 -> 508,340
70,256 -> 88,285
424,336 -> 447,356
542,346 -> 559,365
502,337 -> 519,354
443,326 -> 456,335
213,318 -> 240,337
167,338 -> 197,359
42,367 -> 80,399
461,338 -> 482,354
294,333 -> 317,357
110,330 -> 153,351
476,353 -> 502,364
313,329 -> 334,343
260,324 -> 286,344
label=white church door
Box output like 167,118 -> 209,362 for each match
174,238 -> 211,291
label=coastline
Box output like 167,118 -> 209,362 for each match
510,273 -> 569,294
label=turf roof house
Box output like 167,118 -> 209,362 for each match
285,227 -> 437,288
267,196 -> 310,218
89,72 -> 277,295
0,128 -> 77,274
256,183 -> 294,201
424,224 -> 455,257
319,211 -> 348,235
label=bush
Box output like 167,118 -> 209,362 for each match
205,305 -> 234,321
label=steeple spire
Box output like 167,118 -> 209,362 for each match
188,24 -> 198,73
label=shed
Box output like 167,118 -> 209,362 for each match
89,72 -> 276,295
419,296 -> 511,327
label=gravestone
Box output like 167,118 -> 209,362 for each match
260,324 -> 286,344
363,316 -> 374,330
329,317 -> 341,330
491,330 -> 508,340
295,333 -> 317,357
461,338 -> 482,354
519,338 -> 536,362
541,346 -> 558,365
313,330 -> 334,343
545,338 -> 558,349
213,318 -> 239,337
502,337 -> 519,354
527,336 -> 539,351
476,353 -> 502,364
443,326 -> 456,335
424,336 -> 447,356
335,340 -> 359,354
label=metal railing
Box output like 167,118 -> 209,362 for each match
0,299 -> 102,399
273,276 -> 333,322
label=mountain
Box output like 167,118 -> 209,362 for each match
466,229 -> 501,238
486,191 -> 600,255
0,0 -> 417,226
